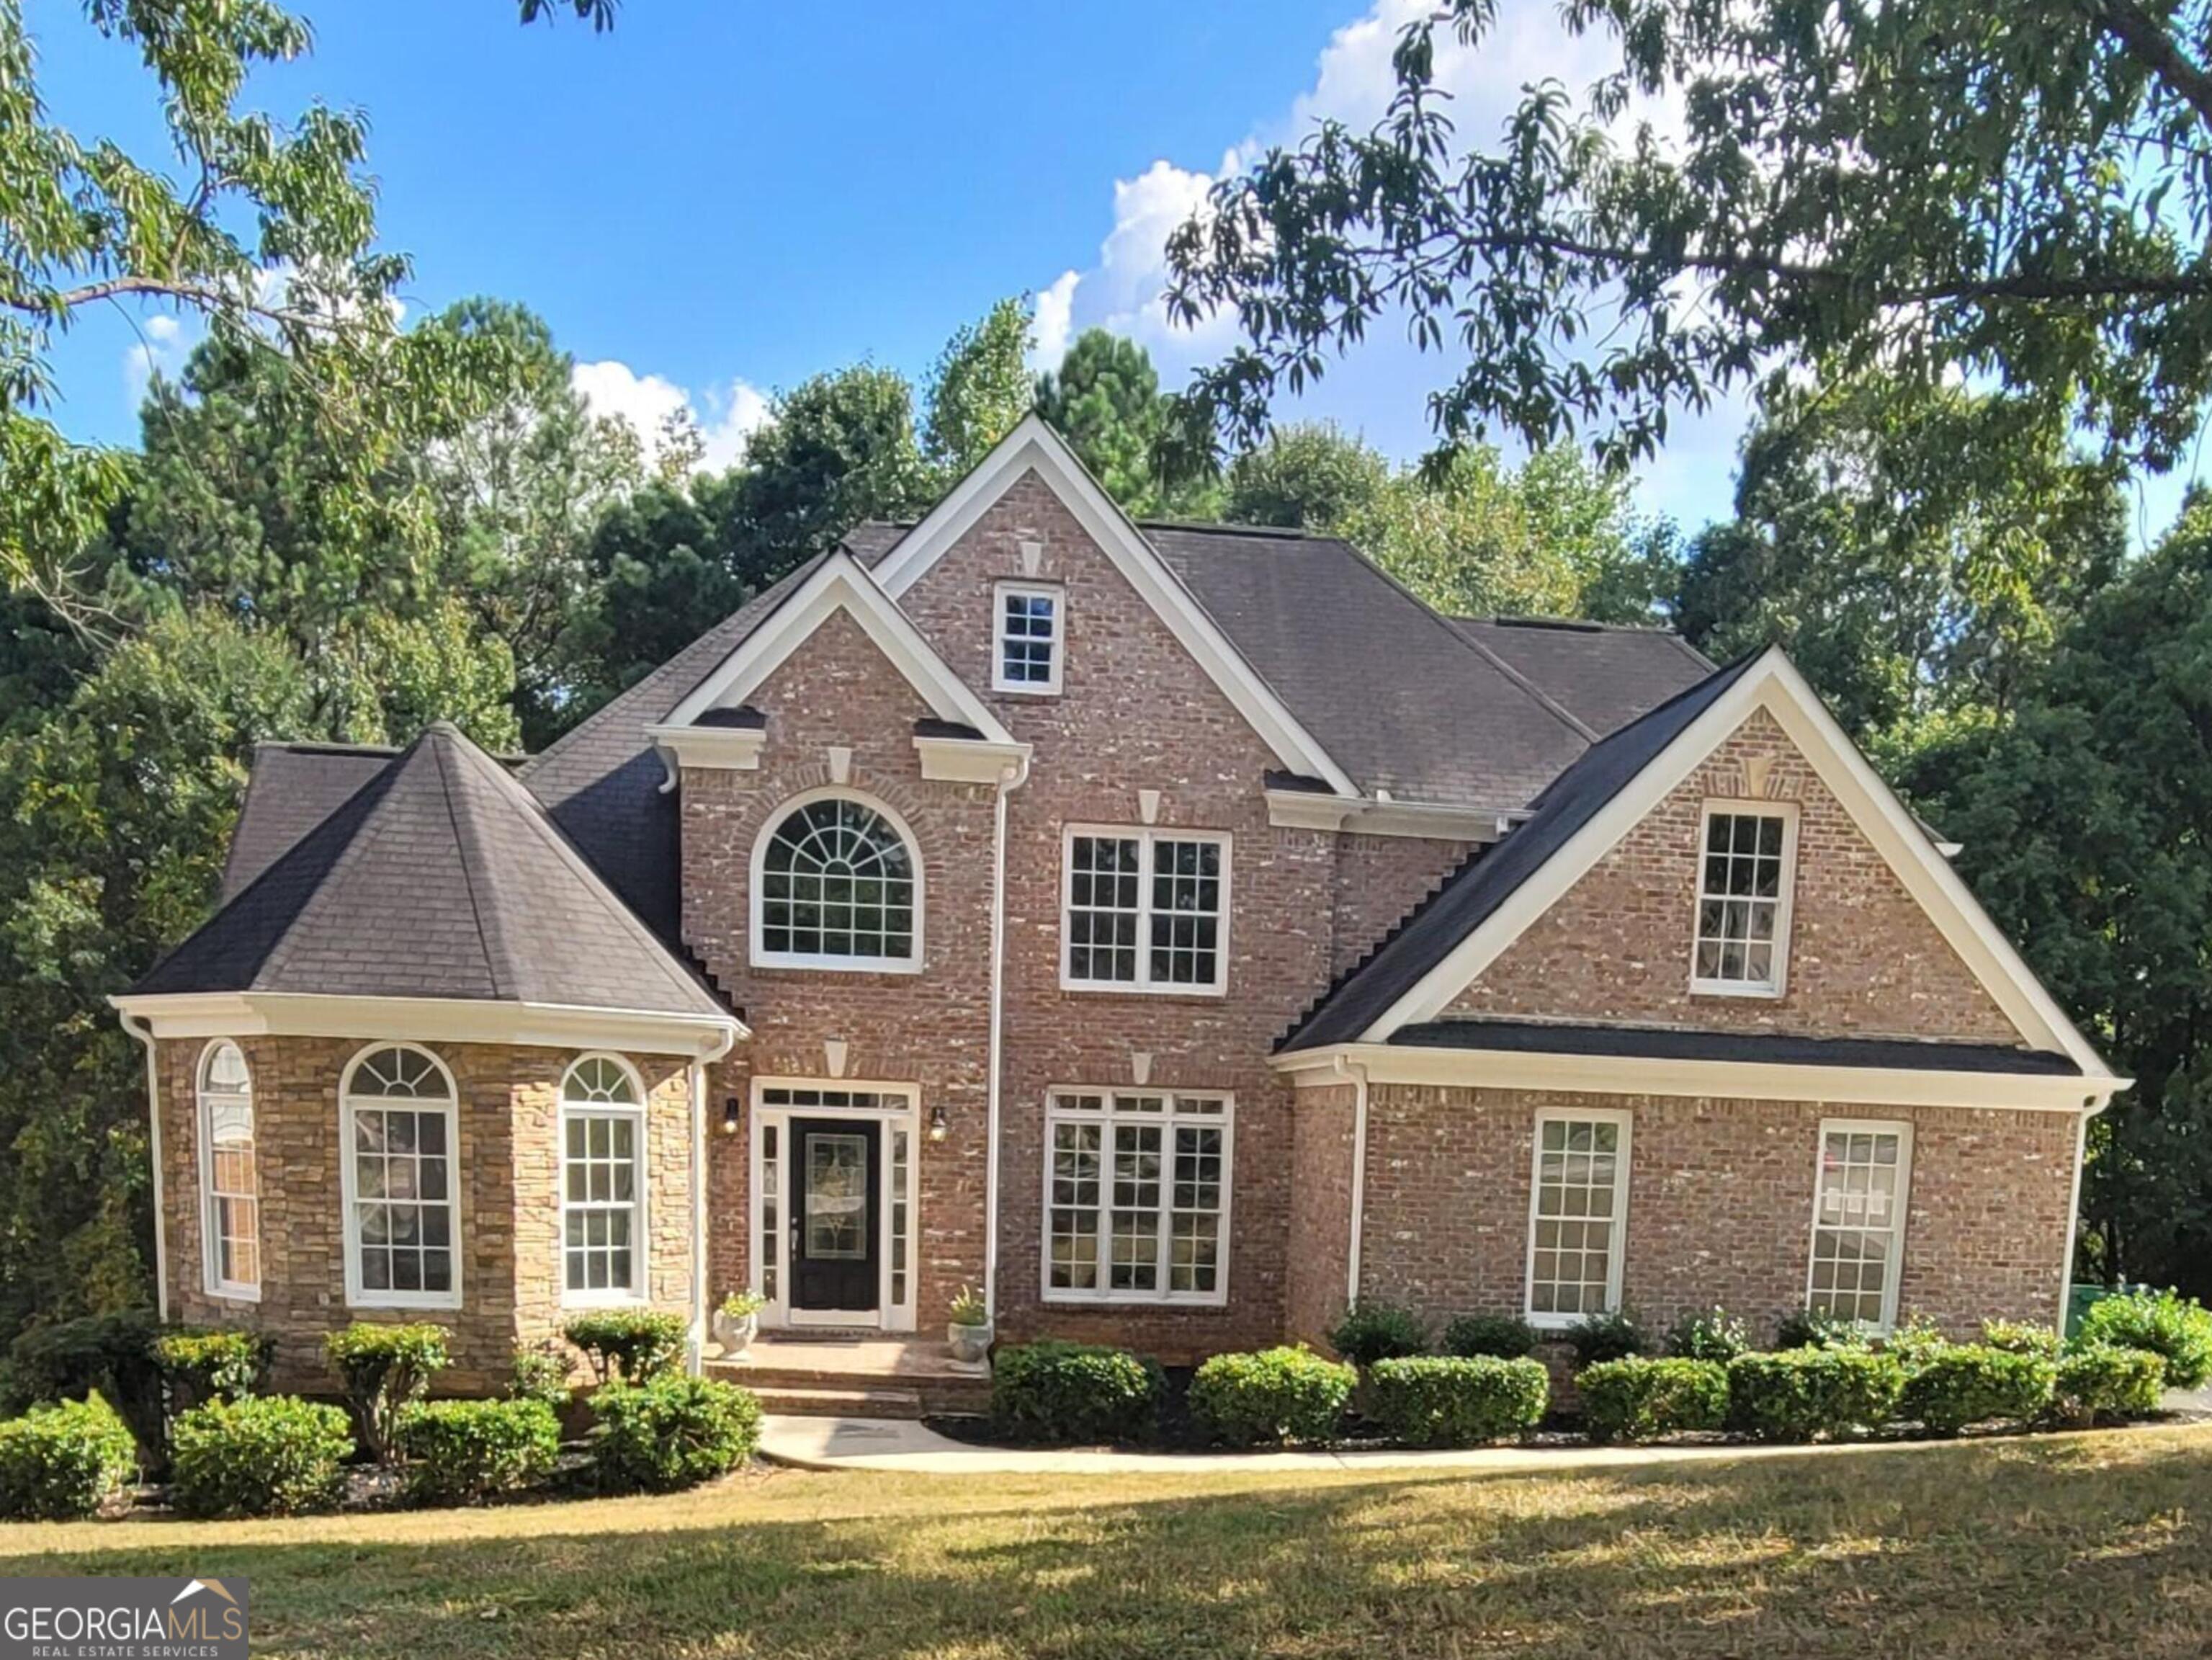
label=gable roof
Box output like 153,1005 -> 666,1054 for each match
133,722 -> 731,1024
1451,617 -> 1714,736
865,415 -> 1362,796
1283,644 -> 2115,1079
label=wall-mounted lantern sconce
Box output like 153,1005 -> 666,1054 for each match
927,1105 -> 949,1143
721,1097 -> 741,1136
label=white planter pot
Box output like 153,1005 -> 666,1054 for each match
714,1311 -> 758,1355
947,1319 -> 993,1363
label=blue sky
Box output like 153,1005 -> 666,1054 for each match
32,1 -> 2202,543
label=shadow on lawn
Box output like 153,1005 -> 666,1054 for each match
1,1435 -> 2207,1659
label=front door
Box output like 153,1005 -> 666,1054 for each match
791,1118 -> 880,1315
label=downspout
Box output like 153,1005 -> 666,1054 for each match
983,751 -> 1031,1321
689,1027 -> 740,1376
1341,1056 -> 1371,1312
120,1013 -> 169,1324
2056,1089 -> 2111,1332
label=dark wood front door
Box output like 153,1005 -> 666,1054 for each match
791,1118 -> 880,1314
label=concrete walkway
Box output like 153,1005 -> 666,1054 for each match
758,1404 -> 2212,1475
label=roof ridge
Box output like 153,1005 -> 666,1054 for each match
426,731 -> 510,1001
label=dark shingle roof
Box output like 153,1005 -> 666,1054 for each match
1451,617 -> 1714,736
135,723 -> 730,1021
1387,1019 -> 2080,1075
1282,652 -> 1765,1050
220,743 -> 398,903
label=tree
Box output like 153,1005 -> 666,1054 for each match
1223,422 -> 1389,530
1895,501 -> 2212,1297
1677,378 -> 2127,741
731,365 -> 932,574
1034,330 -> 1183,514
1165,0 -> 2212,478
0,0 -> 583,626
923,297 -> 1034,477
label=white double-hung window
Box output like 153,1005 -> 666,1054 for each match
340,1043 -> 461,1309
1062,827 -> 1229,993
1692,803 -> 1798,995
1525,1108 -> 1631,1327
560,1055 -> 647,1303
1807,1120 -> 1912,1331
993,582 -> 1063,693
1044,1090 -> 1231,1305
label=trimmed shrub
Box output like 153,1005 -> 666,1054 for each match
1665,1308 -> 1752,1364
1188,1347 -> 1355,1447
563,1309 -> 688,1387
1772,1307 -> 1871,1352
1328,1302 -> 1429,1367
1980,1318 -> 2063,1360
152,1327 -> 275,1410
1725,1348 -> 1904,1442
397,1398 -> 561,1505
590,1375 -> 760,1494
1440,1313 -> 1537,1360
1898,1344 -> 2056,1434
2048,1346 -> 2168,1428
324,1323 -> 450,1463
1883,1316 -> 1951,1378
509,1339 -> 573,1410
0,1393 -> 139,1520
2074,1288 -> 2212,1390
169,1396 -> 353,1518
1564,1308 -> 1652,1368
1366,1356 -> 1549,1447
1,1311 -> 166,1459
1578,1357 -> 1729,1444
990,1342 -> 1160,1445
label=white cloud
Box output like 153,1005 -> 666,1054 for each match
572,359 -> 771,473
1031,269 -> 1079,374
122,313 -> 186,403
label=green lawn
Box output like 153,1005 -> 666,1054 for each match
2,1425 -> 2208,1658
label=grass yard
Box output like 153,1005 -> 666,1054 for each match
2,1425 -> 2208,1658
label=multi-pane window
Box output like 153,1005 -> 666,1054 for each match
1693,806 -> 1795,994
560,1056 -> 645,1301
994,583 -> 1062,693
1045,1091 -> 1230,1304
1808,1121 -> 1912,1331
756,795 -> 918,968
343,1044 -> 460,1307
1062,829 -> 1229,993
197,1041 -> 259,1298
1526,1111 -> 1631,1325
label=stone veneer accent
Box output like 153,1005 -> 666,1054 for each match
1446,708 -> 2025,1043
1351,1084 -> 2078,1340
156,1035 -> 696,1393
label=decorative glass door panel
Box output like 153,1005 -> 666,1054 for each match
791,1118 -> 880,1313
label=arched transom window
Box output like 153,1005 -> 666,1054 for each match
754,794 -> 920,968
197,1041 -> 260,1298
341,1043 -> 460,1308
560,1055 -> 646,1302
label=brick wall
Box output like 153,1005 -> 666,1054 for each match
156,1036 -> 695,1394
1446,709 -> 2025,1043
1353,1082 -> 2078,1340
1328,833 -> 1471,978
1285,1083 -> 1357,1347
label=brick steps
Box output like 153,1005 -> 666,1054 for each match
707,1337 -> 992,1419
751,1383 -> 928,1419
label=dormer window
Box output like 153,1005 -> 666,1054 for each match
994,583 -> 1062,694
1692,803 -> 1797,996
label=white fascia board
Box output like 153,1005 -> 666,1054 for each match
1272,1041 -> 2126,1114
108,992 -> 745,1060
1266,789 -> 1517,842
872,415 -> 1361,798
659,553 -> 1016,746
1355,648 -> 2117,1079
913,734 -> 1031,784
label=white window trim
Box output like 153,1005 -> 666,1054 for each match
1058,824 -> 1232,996
558,1052 -> 650,1309
1523,1105 -> 1633,1331
1806,1117 -> 1915,1335
1040,1088 -> 1235,1308
196,1038 -> 260,1303
748,787 -> 926,976
746,1078 -> 921,1334
338,1040 -> 464,1312
992,580 -> 1065,695
1689,799 -> 1800,999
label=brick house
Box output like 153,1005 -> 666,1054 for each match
113,416 -> 2124,1394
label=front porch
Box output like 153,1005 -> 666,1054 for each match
707,1331 -> 990,1419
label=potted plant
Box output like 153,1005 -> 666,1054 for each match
714,1290 -> 766,1355
946,1285 -> 993,1362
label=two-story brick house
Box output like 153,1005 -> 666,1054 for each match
113,416 -> 2125,1394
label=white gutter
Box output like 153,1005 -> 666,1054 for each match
119,1012 -> 169,1323
982,750 -> 1031,1320
2055,1092 -> 2111,1331
1342,1056 -> 1370,1311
